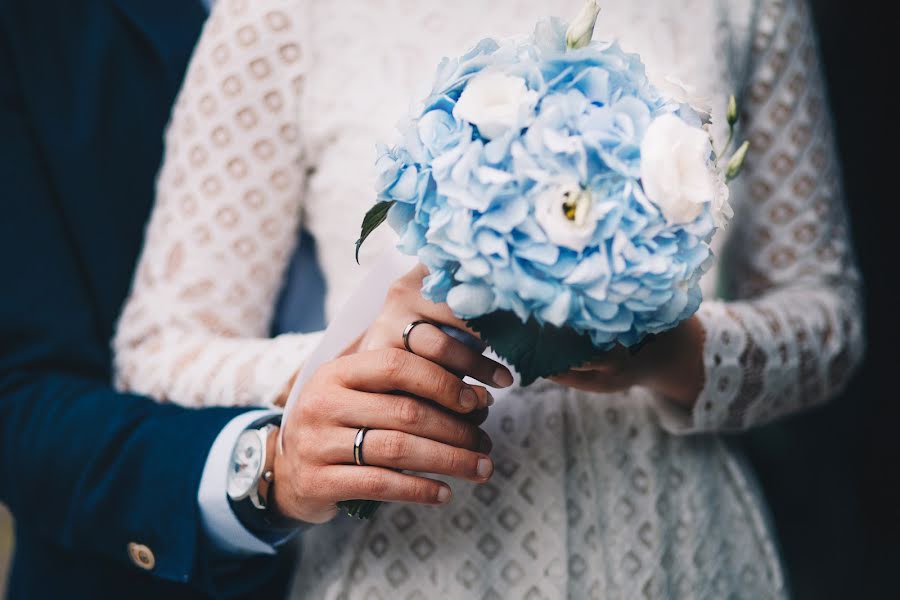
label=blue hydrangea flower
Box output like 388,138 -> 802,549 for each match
373,17 -> 727,350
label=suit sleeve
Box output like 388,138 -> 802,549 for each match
0,19 -> 256,590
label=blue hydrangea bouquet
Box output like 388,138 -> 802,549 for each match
357,1 -> 746,386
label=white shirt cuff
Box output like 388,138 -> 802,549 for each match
198,409 -> 279,556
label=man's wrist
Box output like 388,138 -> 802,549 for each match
228,420 -> 303,537
256,426 -> 279,512
198,410 -> 280,556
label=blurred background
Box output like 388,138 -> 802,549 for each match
0,0 -> 895,597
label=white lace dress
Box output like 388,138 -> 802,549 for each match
113,0 -> 864,597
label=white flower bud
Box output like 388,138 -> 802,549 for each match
726,140 -> 750,181
726,95 -> 738,126
566,0 -> 601,50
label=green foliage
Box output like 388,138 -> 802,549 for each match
355,201 -> 395,263
467,310 -> 602,386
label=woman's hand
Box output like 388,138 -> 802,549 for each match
354,264 -> 514,389
550,316 -> 706,409
273,349 -> 496,524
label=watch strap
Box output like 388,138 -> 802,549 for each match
228,415 -> 304,536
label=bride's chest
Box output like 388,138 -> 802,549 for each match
298,0 -> 734,148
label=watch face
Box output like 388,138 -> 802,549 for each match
227,430 -> 264,500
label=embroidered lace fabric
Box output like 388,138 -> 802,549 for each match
113,0 -> 863,597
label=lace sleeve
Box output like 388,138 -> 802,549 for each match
656,0 -> 864,433
112,0 -> 321,407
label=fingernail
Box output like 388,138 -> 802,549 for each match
459,387 -> 478,410
478,432 -> 493,453
476,458 -> 493,479
493,368 -> 513,388
485,390 -> 495,406
437,486 -> 452,504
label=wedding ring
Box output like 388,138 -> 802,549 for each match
402,319 -> 433,354
353,427 -> 370,466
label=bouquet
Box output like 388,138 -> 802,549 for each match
357,1 -> 746,387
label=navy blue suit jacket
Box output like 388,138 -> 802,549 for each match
0,1 -> 294,597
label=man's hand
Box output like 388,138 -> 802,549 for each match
273,349 -> 495,524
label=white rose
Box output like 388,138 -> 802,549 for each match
453,72 -> 538,140
640,114 -> 719,225
534,182 -> 599,252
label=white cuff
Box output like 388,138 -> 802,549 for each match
198,410 -> 280,556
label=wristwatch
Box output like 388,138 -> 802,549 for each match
227,418 -> 299,533
227,422 -> 277,510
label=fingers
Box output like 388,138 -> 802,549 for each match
321,465 -> 453,505
333,349 -> 489,414
329,391 -> 492,451
464,406 -> 490,426
570,347 -> 628,372
337,428 -> 493,483
396,264 -> 481,339
550,368 -> 633,393
405,321 -> 512,388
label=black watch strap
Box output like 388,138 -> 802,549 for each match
228,415 -> 304,539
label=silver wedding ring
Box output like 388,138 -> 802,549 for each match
353,426 -> 370,466
402,319 -> 433,354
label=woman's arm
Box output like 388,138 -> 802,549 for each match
656,0 -> 864,433
113,0 -> 321,407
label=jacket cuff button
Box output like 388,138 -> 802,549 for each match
127,542 -> 156,571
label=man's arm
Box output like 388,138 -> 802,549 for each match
0,18 -> 267,591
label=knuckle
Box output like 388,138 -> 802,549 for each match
442,449 -> 468,474
425,332 -> 453,358
379,348 -> 408,379
435,374 -> 461,405
382,432 -> 410,462
314,360 -> 338,382
296,390 -> 331,424
386,280 -> 409,302
411,479 -> 441,504
395,398 -> 424,429
370,315 -> 393,340
459,422 -> 479,448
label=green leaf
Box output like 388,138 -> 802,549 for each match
467,310 -> 603,386
355,201 -> 395,264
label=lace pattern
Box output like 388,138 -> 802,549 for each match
669,0 -> 864,433
110,0 -> 863,597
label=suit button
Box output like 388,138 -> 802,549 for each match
127,542 -> 156,571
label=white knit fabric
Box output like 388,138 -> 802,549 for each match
113,0 -> 863,597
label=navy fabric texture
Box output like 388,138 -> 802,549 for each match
0,1 -> 293,597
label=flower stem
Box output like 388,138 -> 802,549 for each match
338,499 -> 382,519
716,124 -> 734,163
